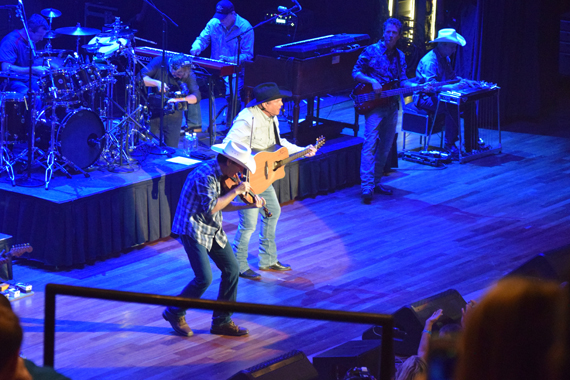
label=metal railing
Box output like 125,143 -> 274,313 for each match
45,283 -> 394,380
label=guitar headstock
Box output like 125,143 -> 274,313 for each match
7,243 -> 33,259
315,136 -> 326,149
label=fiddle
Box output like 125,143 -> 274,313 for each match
222,174 -> 272,218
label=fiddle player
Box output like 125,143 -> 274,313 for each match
223,82 -> 316,280
414,28 -> 480,155
142,54 -> 201,148
189,0 -> 253,127
163,140 -> 263,337
352,18 -> 414,204
0,14 -> 49,95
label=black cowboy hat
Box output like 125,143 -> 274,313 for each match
246,82 -> 292,108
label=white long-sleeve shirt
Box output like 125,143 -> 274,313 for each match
223,106 -> 305,154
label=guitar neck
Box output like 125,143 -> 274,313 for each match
279,147 -> 311,167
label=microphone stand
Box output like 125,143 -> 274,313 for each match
226,2 -> 300,127
143,0 -> 177,155
15,1 -> 43,187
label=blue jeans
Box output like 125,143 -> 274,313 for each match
167,234 -> 239,326
232,186 -> 281,273
150,110 -> 183,148
360,104 -> 398,192
224,73 -> 244,126
186,102 -> 202,129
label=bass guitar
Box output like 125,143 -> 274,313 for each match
351,79 -> 460,114
0,244 -> 33,266
249,136 -> 326,195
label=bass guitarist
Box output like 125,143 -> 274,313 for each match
352,18 -> 415,204
223,82 -> 316,280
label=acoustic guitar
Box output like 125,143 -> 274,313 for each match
249,136 -> 326,195
0,244 -> 33,266
351,79 -> 460,114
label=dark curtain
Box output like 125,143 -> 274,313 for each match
455,0 -> 563,123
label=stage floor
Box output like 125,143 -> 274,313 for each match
6,129 -> 570,379
0,135 -> 362,267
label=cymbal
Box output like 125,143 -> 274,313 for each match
41,8 -> 62,18
82,42 -> 113,52
99,28 -> 137,38
44,30 -> 59,39
36,49 -> 71,57
55,26 -> 100,36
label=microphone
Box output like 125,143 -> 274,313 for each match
277,6 -> 288,12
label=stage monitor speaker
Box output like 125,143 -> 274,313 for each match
312,340 -> 382,380
227,350 -> 318,380
507,253 -> 559,281
362,289 -> 466,356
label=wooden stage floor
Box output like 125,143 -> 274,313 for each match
7,128 -> 570,379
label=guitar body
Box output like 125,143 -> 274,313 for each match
249,147 -> 289,194
352,81 -> 398,115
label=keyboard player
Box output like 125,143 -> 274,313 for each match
189,0 -> 254,127
414,28 -> 481,155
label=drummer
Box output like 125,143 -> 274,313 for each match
0,14 -> 50,95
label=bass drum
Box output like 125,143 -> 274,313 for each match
36,108 -> 105,169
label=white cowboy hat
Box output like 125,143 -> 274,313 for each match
430,28 -> 466,46
211,141 -> 256,173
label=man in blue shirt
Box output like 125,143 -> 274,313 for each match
164,140 -> 263,337
353,18 -> 413,204
190,0 -> 254,127
0,14 -> 49,95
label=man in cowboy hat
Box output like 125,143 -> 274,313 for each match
190,0 -> 254,126
414,28 -> 480,155
163,140 -> 264,337
353,18 -> 415,204
223,82 -> 317,280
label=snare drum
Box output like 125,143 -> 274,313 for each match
1,92 -> 28,143
39,69 -> 75,101
71,64 -> 101,92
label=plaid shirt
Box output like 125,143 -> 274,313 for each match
171,159 -> 227,250
352,40 -> 408,85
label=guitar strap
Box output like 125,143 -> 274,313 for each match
272,119 -> 282,146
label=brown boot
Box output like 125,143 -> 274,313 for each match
210,320 -> 249,336
162,309 -> 193,337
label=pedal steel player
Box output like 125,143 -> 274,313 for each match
142,54 -> 201,148
414,28 -> 480,155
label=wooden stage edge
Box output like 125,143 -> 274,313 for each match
6,129 -> 570,379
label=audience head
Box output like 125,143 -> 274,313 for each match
455,277 -> 567,380
0,299 -> 24,380
438,323 -> 462,338
395,355 -> 427,380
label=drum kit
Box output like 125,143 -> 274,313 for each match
0,10 -> 149,189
